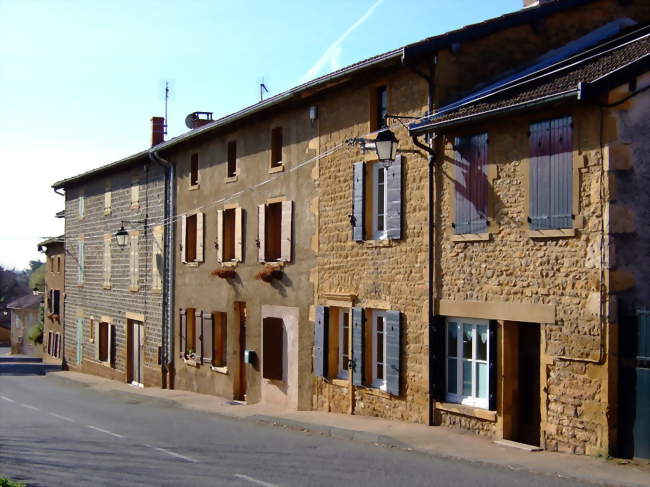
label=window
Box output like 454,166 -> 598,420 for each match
338,309 -> 350,379
103,235 -> 111,289
257,201 -> 292,263
190,153 -> 199,186
453,133 -> 488,234
47,331 -> 53,356
207,312 -> 227,367
370,85 -> 388,132
49,257 -> 54,272
227,141 -> 237,178
78,194 -> 85,218
49,289 -> 60,316
529,116 -> 573,230
371,310 -> 388,390
77,240 -> 85,284
217,208 -> 243,263
57,256 -> 61,273
351,158 -> 402,242
131,177 -> 140,208
152,225 -> 163,291
313,306 -> 350,380
446,318 -> 491,409
270,127 -> 283,169
181,213 -> 204,264
129,233 -> 139,291
94,320 -> 115,367
104,183 -> 112,215
262,317 -> 284,380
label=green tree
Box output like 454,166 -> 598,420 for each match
28,261 -> 45,292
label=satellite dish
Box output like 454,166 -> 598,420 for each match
185,113 -> 198,129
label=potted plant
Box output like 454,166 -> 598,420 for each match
211,267 -> 237,279
255,265 -> 283,283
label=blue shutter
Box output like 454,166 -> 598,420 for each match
385,310 -> 401,396
352,162 -> 365,242
352,307 -> 364,386
454,134 -> 488,234
488,320 -> 498,411
313,306 -> 329,377
386,156 -> 403,240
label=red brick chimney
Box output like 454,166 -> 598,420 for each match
151,116 -> 165,147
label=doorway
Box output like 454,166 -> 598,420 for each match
235,302 -> 247,401
128,320 -> 144,387
515,322 -> 541,446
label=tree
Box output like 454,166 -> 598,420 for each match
28,261 -> 45,292
0,265 -> 30,307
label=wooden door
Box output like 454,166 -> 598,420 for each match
517,323 -> 541,446
129,320 -> 144,386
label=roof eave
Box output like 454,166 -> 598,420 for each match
52,150 -> 149,190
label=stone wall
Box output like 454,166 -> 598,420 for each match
43,242 -> 64,360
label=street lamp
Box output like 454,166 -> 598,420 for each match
114,225 -> 129,248
374,129 -> 398,162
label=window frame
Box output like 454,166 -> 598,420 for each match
371,162 -> 388,241
227,140 -> 237,179
445,317 -> 490,409
338,308 -> 350,380
371,310 -> 388,391
189,153 -> 199,188
270,126 -> 283,170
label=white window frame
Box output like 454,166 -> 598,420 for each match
446,317 -> 490,409
337,308 -> 350,380
372,163 -> 388,240
371,310 -> 388,391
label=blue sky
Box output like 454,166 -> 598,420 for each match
0,0 -> 521,270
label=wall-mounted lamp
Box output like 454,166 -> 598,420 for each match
114,219 -> 147,248
346,128 -> 399,164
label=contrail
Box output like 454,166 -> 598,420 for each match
298,0 -> 384,84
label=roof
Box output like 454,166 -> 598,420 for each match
410,24 -> 650,133
37,236 -> 64,249
52,0 -> 603,185
6,294 -> 42,310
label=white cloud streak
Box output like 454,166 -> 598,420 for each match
298,0 -> 384,84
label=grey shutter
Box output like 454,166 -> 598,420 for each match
280,200 -> 293,262
196,212 -> 204,262
454,134 -> 487,234
386,155 -> 403,240
216,210 -> 224,263
181,215 -> 187,263
529,120 -> 551,230
202,312 -> 213,365
313,306 -> 329,377
179,309 -> 186,357
94,320 -> 100,360
195,310 -> 203,361
385,310 -> 401,396
257,204 -> 266,262
352,162 -> 365,242
489,320 -> 498,411
549,116 -> 573,229
431,315 -> 446,401
352,307 -> 364,386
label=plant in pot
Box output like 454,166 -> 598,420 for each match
255,265 -> 283,283
211,267 -> 237,279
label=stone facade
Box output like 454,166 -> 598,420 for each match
40,238 -> 65,362
56,155 -> 166,387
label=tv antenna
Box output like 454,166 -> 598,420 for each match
260,78 -> 269,101
164,80 -> 170,136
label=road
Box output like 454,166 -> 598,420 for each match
1,358 -> 598,487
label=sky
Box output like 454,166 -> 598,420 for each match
0,0 -> 521,270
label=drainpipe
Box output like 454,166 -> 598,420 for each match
149,149 -> 176,389
403,49 -> 438,426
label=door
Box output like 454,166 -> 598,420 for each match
236,302 -> 247,401
516,323 -> 541,446
128,320 -> 144,386
634,310 -> 650,459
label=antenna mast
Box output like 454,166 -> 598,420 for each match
260,81 -> 269,101
164,80 -> 170,136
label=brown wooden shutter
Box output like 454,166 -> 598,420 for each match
216,210 -> 224,263
181,215 -> 187,263
215,312 -> 227,367
109,324 -> 116,368
352,307 -> 364,386
195,310 -> 204,362
352,162 -> 365,242
314,306 -> 329,377
262,317 -> 284,380
235,208 -> 243,262
179,309 -> 187,357
257,204 -> 266,262
196,212 -> 204,262
280,200 -> 293,262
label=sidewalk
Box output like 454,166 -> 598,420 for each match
47,370 -> 649,487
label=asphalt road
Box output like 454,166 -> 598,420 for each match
1,361 -> 598,487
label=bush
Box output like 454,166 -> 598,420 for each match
27,322 -> 43,345
0,479 -> 27,487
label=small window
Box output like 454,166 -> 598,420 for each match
186,214 -> 197,262
371,85 -> 388,132
270,127 -> 283,168
213,312 -> 227,367
98,322 -> 113,364
57,256 -> 61,273
371,310 -> 388,390
182,213 -> 204,264
78,194 -> 85,218
104,183 -> 112,215
49,257 -> 54,272
129,233 -> 139,291
77,240 -> 85,284
227,141 -> 237,178
52,290 -> 60,316
152,225 -> 164,291
372,163 -> 388,240
103,235 -> 111,289
185,307 -> 196,355
131,176 -> 140,208
190,153 -> 199,186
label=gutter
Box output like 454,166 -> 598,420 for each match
149,150 -> 176,389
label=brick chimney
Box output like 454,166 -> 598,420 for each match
151,116 -> 165,147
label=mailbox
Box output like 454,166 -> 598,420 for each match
244,349 -> 256,364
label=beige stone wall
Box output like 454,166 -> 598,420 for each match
314,68 -> 431,423
435,103 -> 613,454
43,243 -> 64,360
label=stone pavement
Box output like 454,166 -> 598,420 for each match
44,370 -> 649,487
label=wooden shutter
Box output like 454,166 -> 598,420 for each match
202,313 -> 213,365
529,120 -> 551,230
352,307 -> 364,386
385,310 -> 401,396
47,331 -> 52,355
280,200 -> 293,262
488,320 -> 498,411
454,134 -> 488,234
109,324 -> 116,368
47,290 -> 53,313
78,241 -> 84,283
56,333 -> 62,359
105,189 -> 111,212
314,306 -> 329,378
550,117 -> 572,229
196,212 -> 204,262
179,309 -> 187,357
352,162 -> 365,242
195,310 -> 203,362
386,155 -> 403,240
235,208 -> 243,262
181,215 -> 187,263
94,320 -> 100,360
216,210 -> 224,263
262,317 -> 283,380
257,204 -> 266,262
431,315 -> 446,402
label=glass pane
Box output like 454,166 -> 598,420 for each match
463,360 -> 472,397
477,362 -> 488,399
463,324 -> 473,359
447,358 -> 457,394
447,323 -> 458,357
477,325 -> 488,361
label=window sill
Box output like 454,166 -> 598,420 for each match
225,175 -> 238,183
268,164 -> 284,174
151,288 -> 162,295
451,233 -> 491,243
220,260 -> 239,268
436,401 -> 496,422
185,261 -> 200,267
104,209 -> 112,216
329,378 -> 349,388
211,365 -> 228,375
183,357 -> 199,367
102,284 -> 112,290
528,228 -> 576,239
130,286 -> 139,293
359,385 -> 391,399
188,184 -> 200,191
260,261 -> 286,268
130,202 -> 140,210
362,239 -> 393,248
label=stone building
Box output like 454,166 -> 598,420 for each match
7,294 -> 41,355
38,236 -> 65,362
53,146 -> 168,388
409,23 -> 649,457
